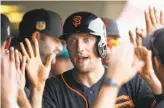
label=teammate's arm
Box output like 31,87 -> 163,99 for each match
19,37 -> 56,108
94,43 -> 144,108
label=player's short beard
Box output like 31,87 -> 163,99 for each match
39,40 -> 55,64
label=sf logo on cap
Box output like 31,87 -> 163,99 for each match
73,16 -> 82,27
36,21 -> 46,31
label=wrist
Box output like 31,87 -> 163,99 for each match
32,82 -> 45,92
32,82 -> 45,90
103,77 -> 121,88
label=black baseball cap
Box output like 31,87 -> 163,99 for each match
101,17 -> 120,38
1,14 -> 12,44
150,27 -> 164,65
18,8 -> 63,42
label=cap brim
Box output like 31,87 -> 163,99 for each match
59,34 -> 67,40
59,33 -> 72,41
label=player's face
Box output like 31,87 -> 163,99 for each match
67,33 -> 100,73
39,35 -> 63,64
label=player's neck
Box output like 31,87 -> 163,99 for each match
76,63 -> 104,87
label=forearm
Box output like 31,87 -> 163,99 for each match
31,83 -> 45,108
93,85 -> 119,108
17,89 -> 32,108
147,75 -> 162,95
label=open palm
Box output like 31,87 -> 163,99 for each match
20,38 -> 55,87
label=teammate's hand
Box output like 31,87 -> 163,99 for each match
1,47 -> 19,107
129,29 -> 162,94
20,38 -> 56,88
129,29 -> 155,76
145,6 -> 164,35
106,42 -> 144,86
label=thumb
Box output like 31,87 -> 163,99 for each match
45,52 -> 56,67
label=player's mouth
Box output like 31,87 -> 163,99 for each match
76,56 -> 89,63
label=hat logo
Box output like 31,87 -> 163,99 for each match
73,16 -> 82,27
7,26 -> 10,36
36,21 -> 46,31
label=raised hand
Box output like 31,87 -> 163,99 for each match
20,38 -> 56,88
129,29 -> 154,76
1,47 -> 20,108
129,29 -> 162,94
145,6 -> 164,35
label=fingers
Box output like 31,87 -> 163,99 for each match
136,28 -> 144,47
19,51 -> 23,62
15,49 -> 20,70
1,50 -> 10,75
160,10 -> 164,25
129,28 -> 145,47
9,47 -> 17,77
10,47 -> 15,62
33,38 -> 40,57
136,35 -> 142,47
45,53 -> 56,67
154,7 -> 160,24
25,38 -> 35,58
136,28 -> 146,38
20,38 -> 40,59
129,30 -> 136,46
21,56 -> 26,75
145,9 -> 152,32
20,42 -> 30,60
149,6 -> 157,26
145,6 -> 164,35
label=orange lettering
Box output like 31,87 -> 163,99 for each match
115,95 -> 134,108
